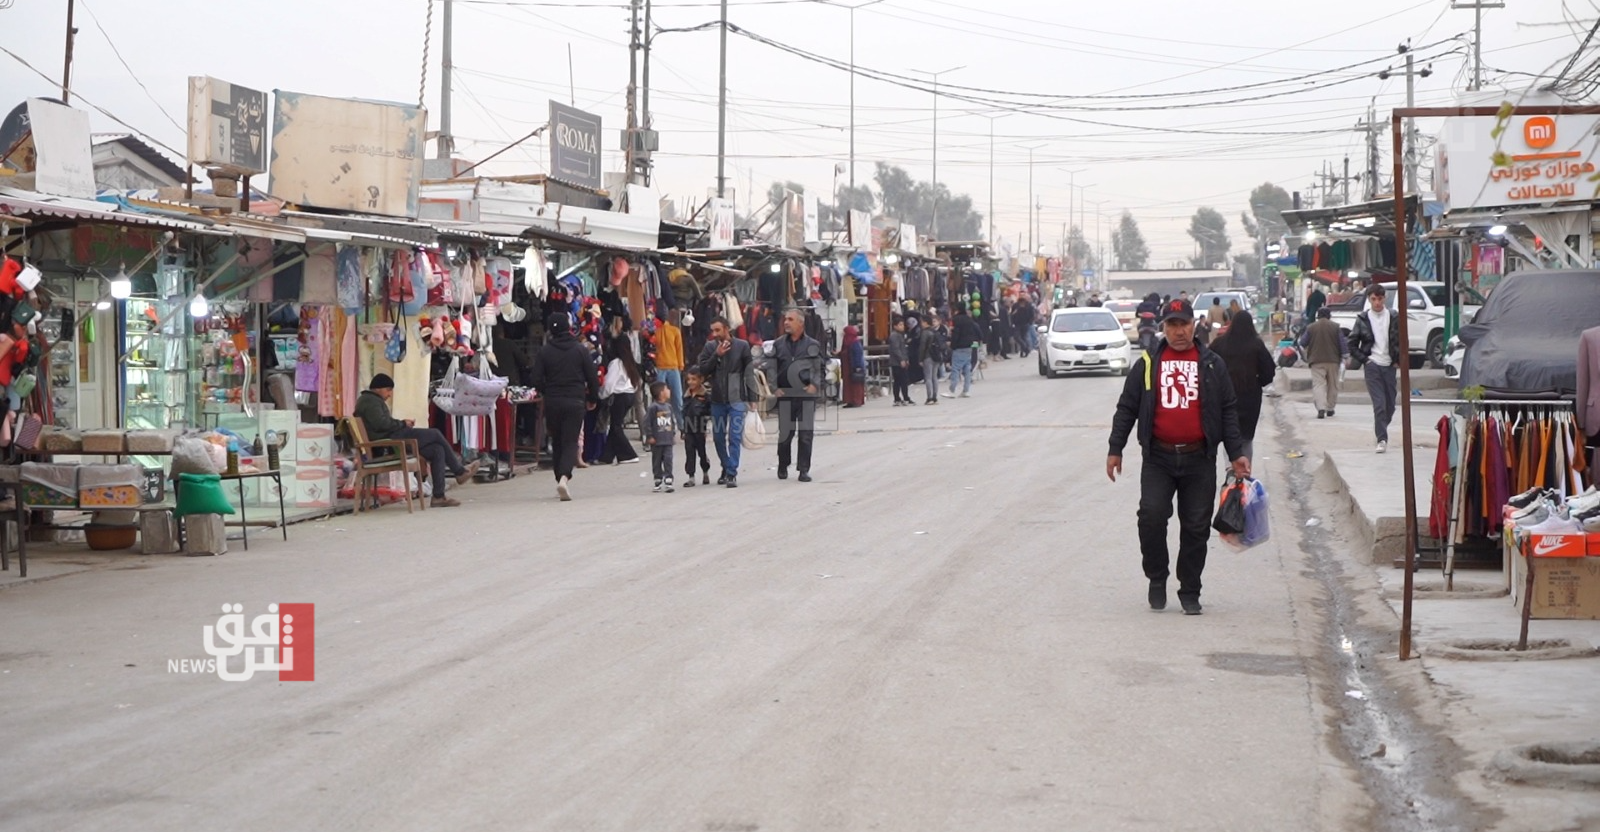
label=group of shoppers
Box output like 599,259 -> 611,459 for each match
884,305 -> 990,405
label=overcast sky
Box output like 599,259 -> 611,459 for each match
3,0 -> 1592,262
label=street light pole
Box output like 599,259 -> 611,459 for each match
716,0 -> 728,198
911,65 -> 965,239
1021,144 -> 1045,254
981,114 -> 1007,244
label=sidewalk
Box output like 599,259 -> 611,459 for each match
1279,364 -> 1600,815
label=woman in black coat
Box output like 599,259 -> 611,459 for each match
1208,312 -> 1277,462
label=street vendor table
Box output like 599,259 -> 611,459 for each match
173,469 -> 289,552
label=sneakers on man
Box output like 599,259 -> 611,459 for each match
1317,410 -> 1326,419
456,460 -> 481,486
684,478 -> 696,488
959,391 -> 969,398
1180,596 -> 1203,615
1148,581 -> 1167,611
557,477 -> 572,502
664,480 -> 675,493
1376,441 -> 1387,454
778,467 -> 788,480
717,472 -> 728,485
726,476 -> 739,488
432,496 -> 461,508
652,480 -> 663,493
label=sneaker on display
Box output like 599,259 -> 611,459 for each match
1508,487 -> 1549,510
1525,514 -> 1583,535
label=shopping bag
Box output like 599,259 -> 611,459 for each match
1212,472 -> 1247,536
1240,478 -> 1271,548
742,408 -> 766,450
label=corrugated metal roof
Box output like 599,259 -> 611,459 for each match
0,187 -> 221,233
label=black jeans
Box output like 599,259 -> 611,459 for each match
684,431 -> 710,477
543,397 -> 586,481
892,363 -> 911,402
651,444 -> 674,483
776,396 -> 815,474
393,426 -> 464,498
599,391 -> 639,464
1137,448 -> 1218,599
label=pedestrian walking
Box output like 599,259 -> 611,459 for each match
1208,313 -> 1277,462
598,318 -> 642,466
1107,298 -> 1250,616
917,312 -> 945,405
771,308 -> 823,482
354,374 -> 481,508
656,308 -> 686,427
1300,307 -> 1348,419
645,381 -> 676,493
997,299 -> 1016,359
1348,284 -> 1400,453
839,325 -> 866,408
1011,296 -> 1036,358
889,316 -> 914,406
529,313 -> 600,501
948,306 -> 981,398
694,315 -> 758,487
682,370 -> 713,486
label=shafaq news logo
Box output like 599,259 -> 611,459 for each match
169,603 -> 315,681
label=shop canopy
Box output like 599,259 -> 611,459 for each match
0,186 -> 224,235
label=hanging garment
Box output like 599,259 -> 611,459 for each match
1430,416 -> 1453,540
337,245 -> 364,312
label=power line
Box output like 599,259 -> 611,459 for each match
78,0 -> 183,133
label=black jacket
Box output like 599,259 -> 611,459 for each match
1109,340 -> 1245,461
770,333 -> 823,394
950,316 -> 983,352
1349,307 -> 1402,366
695,337 -> 758,404
529,333 -> 600,403
353,390 -> 403,441
682,392 -> 712,435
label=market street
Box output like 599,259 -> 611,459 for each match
0,358 -> 1392,832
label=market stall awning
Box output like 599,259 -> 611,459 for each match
522,224 -> 653,254
0,187 -> 224,234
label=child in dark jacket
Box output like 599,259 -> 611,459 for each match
681,369 -> 713,486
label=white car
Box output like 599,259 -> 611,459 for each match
1037,308 -> 1133,378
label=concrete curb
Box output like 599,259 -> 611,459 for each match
1421,638 -> 1598,662
1488,741 -> 1600,790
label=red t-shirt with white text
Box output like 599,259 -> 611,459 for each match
1152,346 -> 1204,446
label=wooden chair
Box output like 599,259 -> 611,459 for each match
339,417 -> 427,514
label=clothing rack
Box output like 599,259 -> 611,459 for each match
1423,398 -> 1578,590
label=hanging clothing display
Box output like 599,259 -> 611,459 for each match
1429,405 -> 1587,542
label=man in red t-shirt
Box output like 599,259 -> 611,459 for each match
1107,299 -> 1250,615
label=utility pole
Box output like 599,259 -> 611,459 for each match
1453,0 -> 1504,91
1355,105 -> 1382,199
437,0 -> 454,159
1023,144 -> 1044,255
1343,155 -> 1352,205
716,0 -> 728,198
1379,44 -> 1431,196
61,0 -> 77,104
846,1 -> 886,195
625,0 -> 640,192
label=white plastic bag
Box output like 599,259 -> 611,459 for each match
742,408 -> 766,450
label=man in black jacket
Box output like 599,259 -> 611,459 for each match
530,313 -> 600,501
1107,298 -> 1251,616
695,316 -> 757,488
353,374 -> 478,508
948,306 -> 982,397
1347,284 -> 1401,453
770,308 -> 823,481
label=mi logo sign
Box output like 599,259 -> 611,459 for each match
1524,117 -> 1557,150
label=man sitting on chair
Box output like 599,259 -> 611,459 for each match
353,373 -> 478,507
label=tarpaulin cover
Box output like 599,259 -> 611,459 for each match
1457,269 -> 1600,397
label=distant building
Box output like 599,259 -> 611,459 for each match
92,135 -> 190,191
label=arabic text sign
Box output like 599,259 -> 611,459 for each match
269,91 -> 425,218
187,76 -> 268,174
1440,112 -> 1600,211
550,101 -> 603,190
173,602 -> 316,681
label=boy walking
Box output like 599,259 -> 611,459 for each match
682,370 -> 713,486
646,382 -> 676,493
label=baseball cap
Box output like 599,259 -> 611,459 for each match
1161,298 -> 1195,322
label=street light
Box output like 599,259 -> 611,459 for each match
842,0 -> 886,194
979,113 -> 1008,244
1021,143 -> 1046,254
910,64 -> 965,239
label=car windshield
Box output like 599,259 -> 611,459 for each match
1052,313 -> 1122,333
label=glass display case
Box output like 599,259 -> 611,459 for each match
123,296 -> 188,430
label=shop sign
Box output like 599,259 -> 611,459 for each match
187,76 -> 268,175
72,225 -> 162,269
1439,111 -> 1600,211
268,91 -> 425,218
549,101 -> 602,190
26,98 -> 94,198
709,197 -> 735,248
803,195 -> 820,244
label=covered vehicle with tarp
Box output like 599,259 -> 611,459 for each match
1457,269 -> 1600,398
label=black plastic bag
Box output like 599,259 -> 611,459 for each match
1212,473 -> 1247,536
